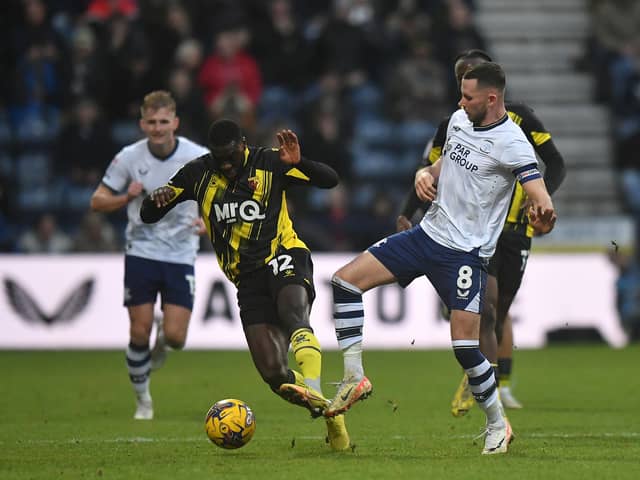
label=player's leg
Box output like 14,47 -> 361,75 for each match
265,250 -> 350,450
244,322 -> 336,425
127,303 -> 155,419
450,309 -> 512,454
238,268 -> 327,414
274,284 -> 330,416
326,229 -> 424,417
264,250 -> 326,409
273,250 -> 323,394
430,241 -> 511,454
495,232 -> 530,408
451,274 -> 499,417
497,313 -> 514,362
124,255 -> 160,420
324,250 -> 395,417
151,304 -> 191,370
245,322 -> 292,391
152,262 -> 195,370
480,274 -> 499,365
497,309 -> 522,409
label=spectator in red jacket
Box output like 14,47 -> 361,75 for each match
198,24 -> 262,130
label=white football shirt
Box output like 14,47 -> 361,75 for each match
420,109 -> 539,257
102,136 -> 209,264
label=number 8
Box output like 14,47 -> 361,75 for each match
457,265 -> 473,289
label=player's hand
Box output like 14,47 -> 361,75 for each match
127,181 -> 144,201
396,215 -> 412,232
277,129 -> 301,165
415,168 -> 437,202
150,186 -> 176,208
528,205 -> 556,234
192,217 -> 207,235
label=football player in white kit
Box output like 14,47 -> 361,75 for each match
323,63 -> 556,454
90,91 -> 209,420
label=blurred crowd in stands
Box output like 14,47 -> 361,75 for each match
582,0 -> 640,337
1,0 -> 638,337
0,0 -> 485,254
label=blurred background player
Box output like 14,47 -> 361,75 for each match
140,119 -> 350,451
90,90 -> 209,420
396,49 -> 566,414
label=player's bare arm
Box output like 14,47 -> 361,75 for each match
415,159 -> 441,202
522,178 -> 556,234
277,129 -> 301,165
90,182 -> 144,212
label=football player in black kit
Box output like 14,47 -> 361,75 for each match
396,50 -> 566,414
141,119 -> 350,450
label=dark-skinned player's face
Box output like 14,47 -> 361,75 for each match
210,140 -> 245,180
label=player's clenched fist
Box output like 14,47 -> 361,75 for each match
150,186 -> 177,208
528,205 -> 556,234
415,167 -> 437,202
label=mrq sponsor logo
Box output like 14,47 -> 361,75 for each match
214,200 -> 265,224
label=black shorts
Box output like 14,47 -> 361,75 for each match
236,248 -> 316,327
487,231 -> 532,299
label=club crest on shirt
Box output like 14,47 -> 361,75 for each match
479,139 -> 494,154
248,176 -> 260,191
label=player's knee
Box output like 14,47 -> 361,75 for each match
277,290 -> 310,333
130,323 -> 152,343
165,336 -> 185,350
163,325 -> 187,350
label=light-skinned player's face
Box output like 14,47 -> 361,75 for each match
140,107 -> 179,148
459,78 -> 491,125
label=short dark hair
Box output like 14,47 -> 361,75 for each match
207,119 -> 244,148
454,49 -> 493,64
463,62 -> 506,91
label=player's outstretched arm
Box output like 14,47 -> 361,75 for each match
536,139 -> 566,195
90,182 -> 143,213
518,104 -> 566,195
277,129 -> 339,189
522,178 -> 556,234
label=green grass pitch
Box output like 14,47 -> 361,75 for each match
2,345 -> 639,479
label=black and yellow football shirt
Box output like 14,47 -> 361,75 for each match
141,146 -> 338,283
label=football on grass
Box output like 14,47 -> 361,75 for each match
204,399 -> 256,449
